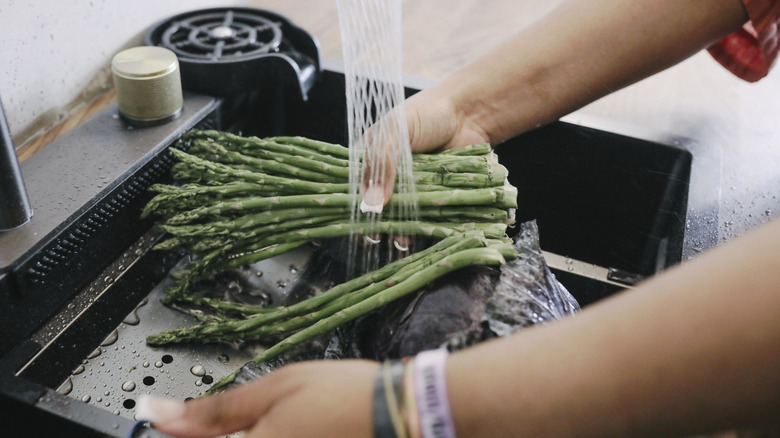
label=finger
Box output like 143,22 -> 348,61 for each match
360,139 -> 399,211
140,375 -> 292,438
393,234 -> 411,252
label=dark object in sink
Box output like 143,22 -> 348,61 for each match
351,221 -> 579,361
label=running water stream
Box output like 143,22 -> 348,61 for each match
337,0 -> 419,277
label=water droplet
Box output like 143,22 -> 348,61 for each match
289,265 -> 298,274
72,364 -> 86,375
121,381 -> 136,392
195,380 -> 202,387
81,395 -> 91,403
56,377 -> 73,395
154,361 -> 163,368
123,309 -> 140,326
217,353 -> 229,364
142,361 -> 150,368
100,330 -> 119,346
255,270 -> 264,278
277,280 -> 288,288
190,365 -> 206,377
87,348 -> 102,359
161,354 -> 173,364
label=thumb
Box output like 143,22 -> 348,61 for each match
136,383 -> 269,437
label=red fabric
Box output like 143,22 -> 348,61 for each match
708,0 -> 780,82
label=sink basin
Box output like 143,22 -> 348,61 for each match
0,60 -> 722,438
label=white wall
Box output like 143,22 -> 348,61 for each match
0,0 -> 246,147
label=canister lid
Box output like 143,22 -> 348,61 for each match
111,46 -> 183,126
112,46 -> 179,79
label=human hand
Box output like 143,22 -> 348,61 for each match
137,359 -> 379,438
361,86 -> 491,210
406,87 -> 491,154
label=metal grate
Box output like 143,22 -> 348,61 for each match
24,151 -> 178,283
159,10 -> 283,62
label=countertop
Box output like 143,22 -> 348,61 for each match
246,0 -> 779,246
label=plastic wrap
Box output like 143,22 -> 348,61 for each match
352,220 -> 579,359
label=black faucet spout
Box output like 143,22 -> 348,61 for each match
0,96 -> 33,231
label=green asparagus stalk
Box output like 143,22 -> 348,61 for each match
164,185 -> 516,225
184,131 -> 351,168
266,135 -> 352,159
189,139 -> 348,182
146,232 -> 487,345
205,243 -> 513,395
170,148 -> 351,194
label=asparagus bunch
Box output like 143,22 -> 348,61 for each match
141,130 -> 520,391
142,130 -> 517,304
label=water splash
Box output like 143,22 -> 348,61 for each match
338,0 -> 419,278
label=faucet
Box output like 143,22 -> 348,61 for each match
0,95 -> 33,231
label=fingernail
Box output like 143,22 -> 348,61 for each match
360,186 -> 384,214
136,395 -> 186,424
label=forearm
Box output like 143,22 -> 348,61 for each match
446,218 -> 780,437
422,0 -> 748,146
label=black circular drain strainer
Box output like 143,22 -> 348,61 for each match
159,10 -> 283,62
144,7 -> 321,98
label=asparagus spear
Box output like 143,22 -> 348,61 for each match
163,185 -> 516,225
204,242 -> 513,395
146,232 -> 487,345
189,139 -> 348,182
184,131 -> 352,168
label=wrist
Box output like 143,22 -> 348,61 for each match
372,349 -> 456,438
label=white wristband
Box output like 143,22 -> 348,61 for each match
414,348 -> 457,438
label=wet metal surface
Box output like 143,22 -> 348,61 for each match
0,93 -> 218,271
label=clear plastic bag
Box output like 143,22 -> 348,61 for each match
351,220 -> 580,359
